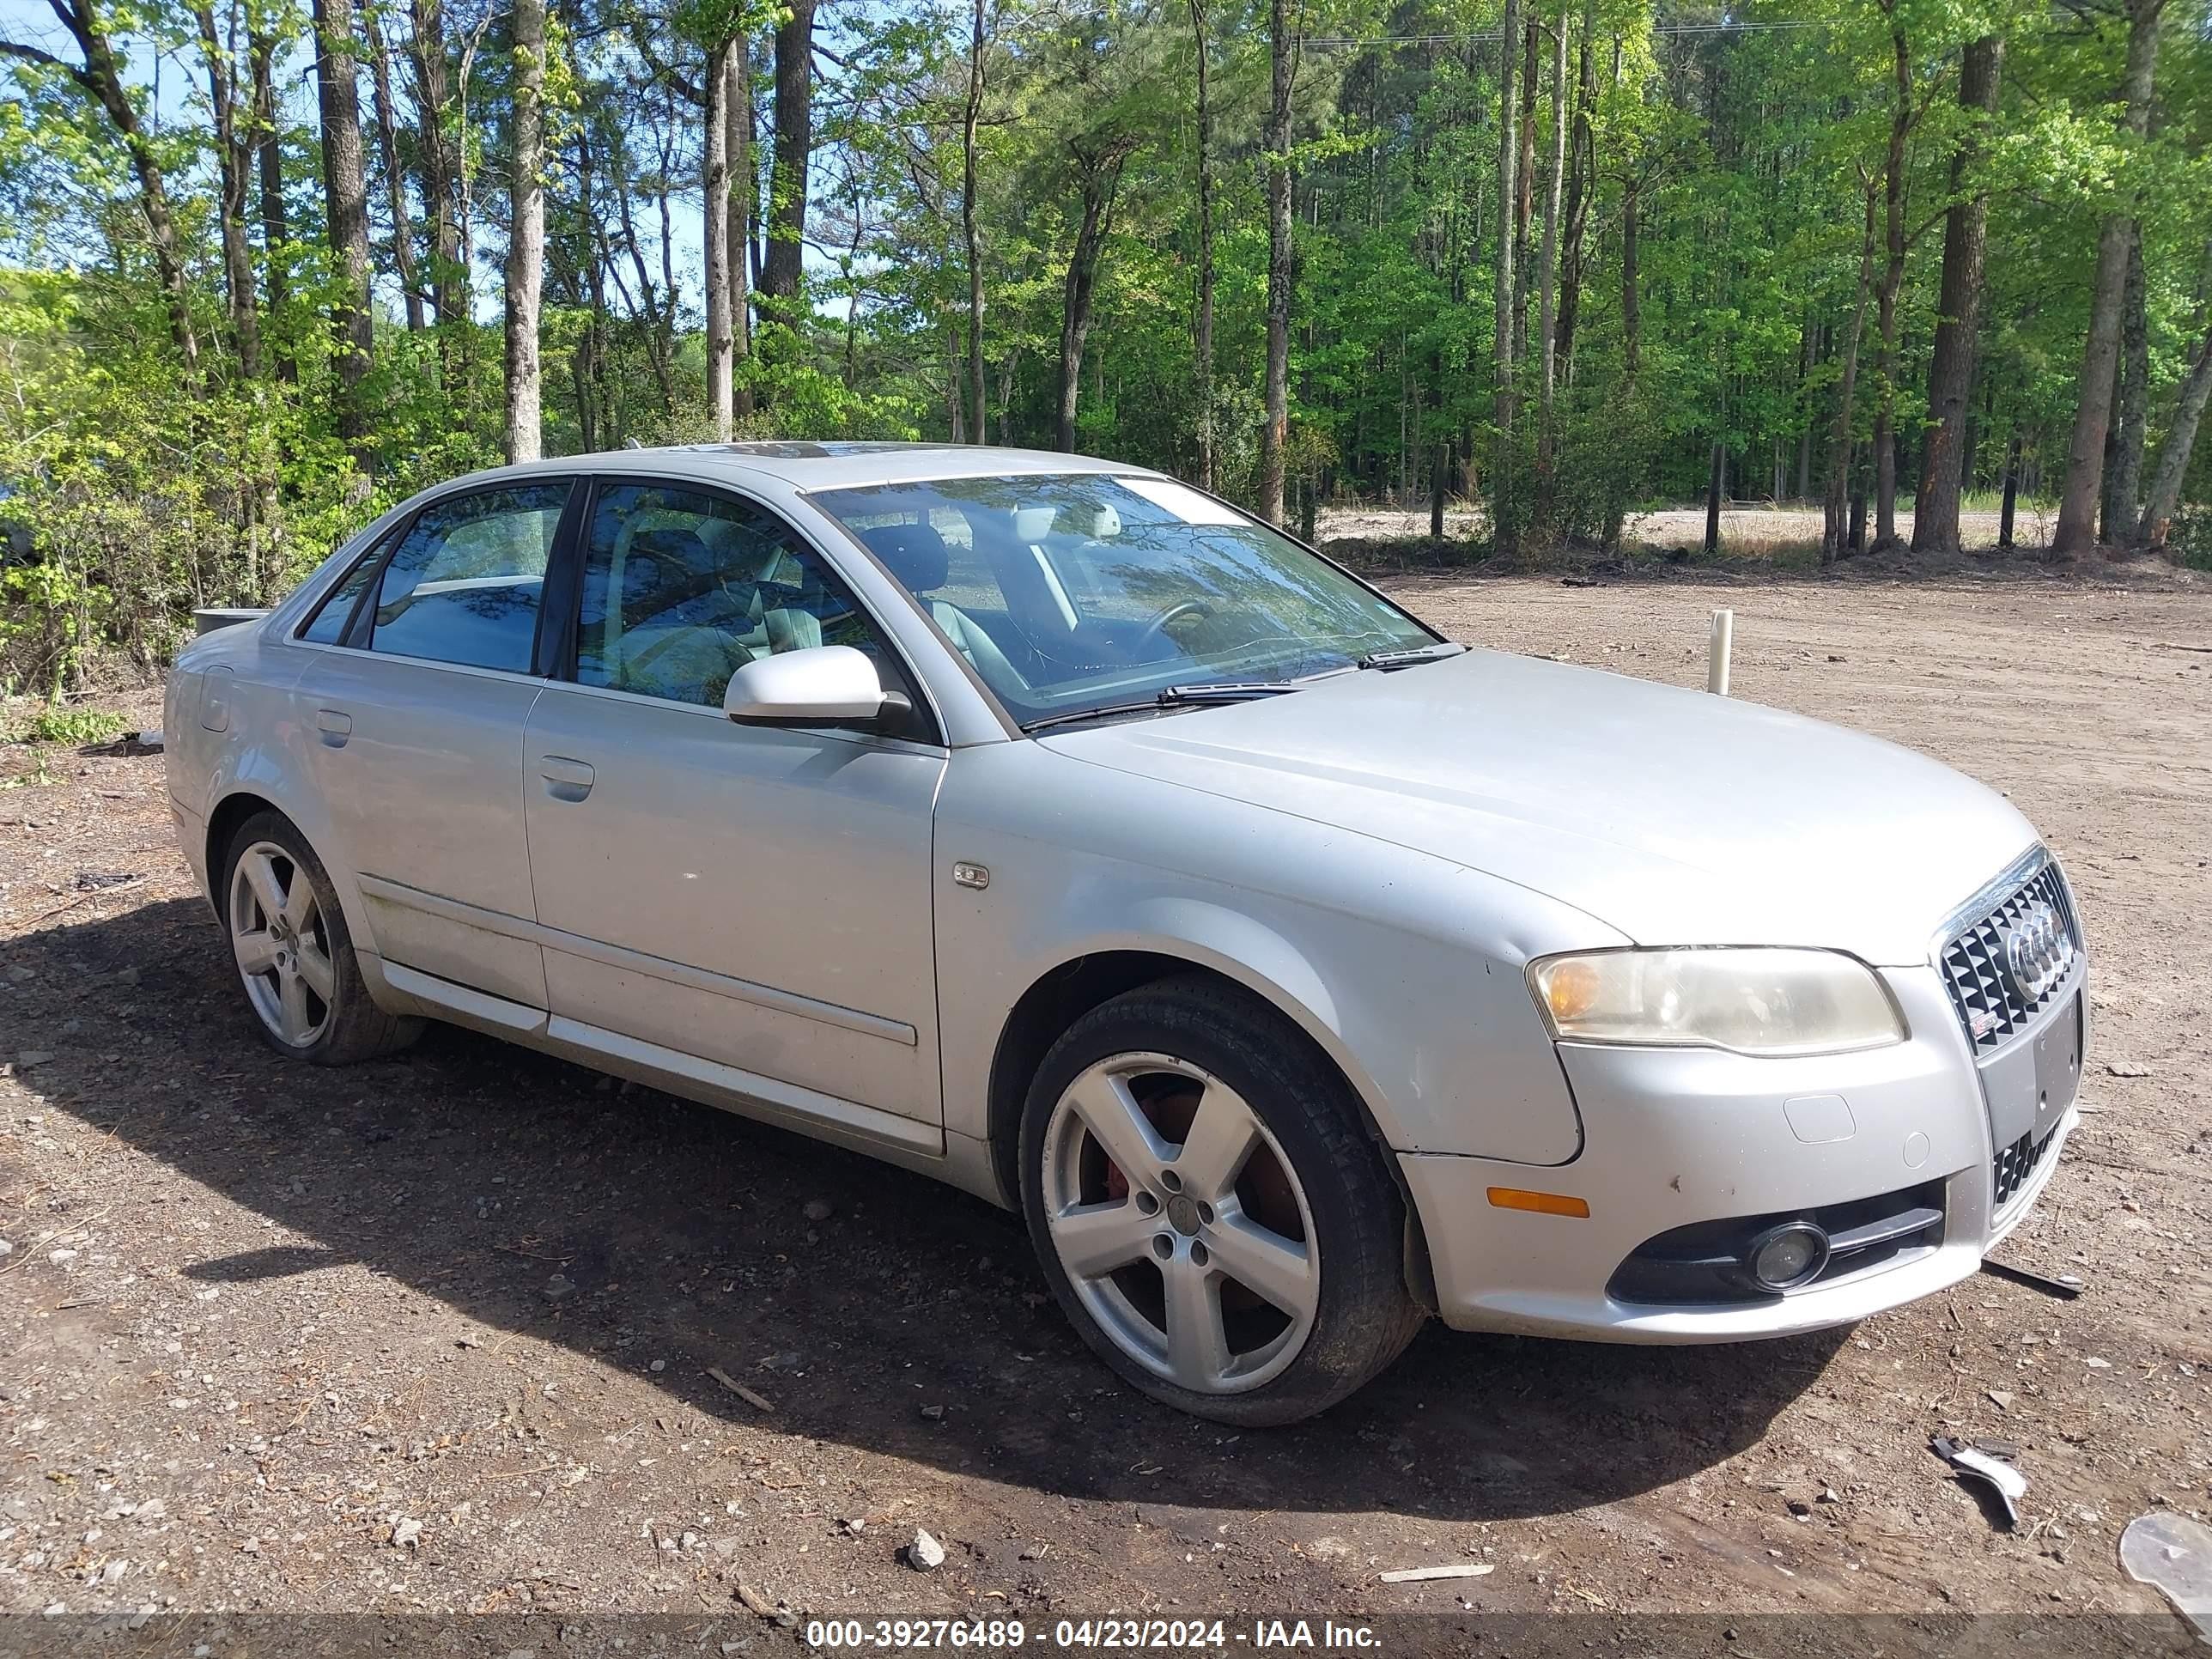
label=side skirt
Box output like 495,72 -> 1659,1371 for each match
375,959 -> 1011,1206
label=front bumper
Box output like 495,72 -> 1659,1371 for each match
1405,957 -> 2084,1342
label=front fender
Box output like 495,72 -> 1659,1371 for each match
933,744 -> 1624,1166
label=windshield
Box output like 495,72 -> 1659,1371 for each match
810,473 -> 1437,727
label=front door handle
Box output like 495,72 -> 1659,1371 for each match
538,756 -> 594,803
315,708 -> 353,747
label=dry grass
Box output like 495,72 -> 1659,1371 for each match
1316,500 -> 2054,556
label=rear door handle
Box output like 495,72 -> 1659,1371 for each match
315,708 -> 353,747
538,756 -> 594,802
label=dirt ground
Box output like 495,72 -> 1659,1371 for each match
3,568 -> 2211,1650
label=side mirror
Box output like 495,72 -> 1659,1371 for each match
723,644 -> 908,730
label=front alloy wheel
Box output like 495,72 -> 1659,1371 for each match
1041,1053 -> 1319,1394
1021,976 -> 1425,1425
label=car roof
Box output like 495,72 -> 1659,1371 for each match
482,441 -> 1158,494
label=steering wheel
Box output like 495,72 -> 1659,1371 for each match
1133,599 -> 1214,657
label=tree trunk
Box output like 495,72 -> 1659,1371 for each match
408,0 -> 462,337
574,99 -> 611,450
702,38 -> 733,441
1056,142 -> 1130,453
1999,433 -> 2021,549
1704,439 -> 1724,554
609,122 -> 678,419
945,322 -> 967,442
249,27 -> 293,380
1912,35 -> 2002,555
994,343 -> 1020,441
313,0 -> 374,475
2103,225 -> 2149,538
1552,12 -> 1594,393
363,7 -> 423,331
1512,17 -> 1537,364
1823,183 -> 1879,564
1871,20 -> 1910,549
1492,0 -> 1522,557
501,0 -> 544,463
1791,320 -> 1816,500
193,4 -> 262,378
2134,343 -> 2212,551
762,0 -> 816,316
38,0 -> 201,369
1259,0 -> 1293,523
1532,1 -> 1570,535
2054,0 -> 2166,556
727,36 -> 754,419
963,0 -> 988,443
1188,0 -> 1215,490
2135,241 -> 2212,550
1619,170 -> 1638,380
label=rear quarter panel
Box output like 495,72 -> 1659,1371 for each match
166,621 -> 378,957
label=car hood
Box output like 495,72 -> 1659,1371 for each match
1041,648 -> 2037,966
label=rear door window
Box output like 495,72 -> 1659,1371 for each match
366,483 -> 572,672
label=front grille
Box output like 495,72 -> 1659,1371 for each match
1994,1127 -> 2057,1209
1939,858 -> 2081,1050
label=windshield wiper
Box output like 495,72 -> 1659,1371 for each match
1021,681 -> 1299,734
1358,641 -> 1467,671
1162,681 -> 1304,701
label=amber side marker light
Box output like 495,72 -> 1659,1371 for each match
1486,1187 -> 1591,1218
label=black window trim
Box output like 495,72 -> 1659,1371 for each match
292,523 -> 402,646
556,472 -> 945,747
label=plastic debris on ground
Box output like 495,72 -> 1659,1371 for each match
1929,1435 -> 2027,1529
2121,1511 -> 2212,1642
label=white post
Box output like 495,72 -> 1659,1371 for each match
1707,608 -> 1734,696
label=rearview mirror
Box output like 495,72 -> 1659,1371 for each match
723,644 -> 905,730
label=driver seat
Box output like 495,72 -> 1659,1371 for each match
859,521 -> 1029,698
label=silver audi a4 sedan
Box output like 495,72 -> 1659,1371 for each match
164,442 -> 2087,1424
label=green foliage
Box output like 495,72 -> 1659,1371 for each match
2,0 -> 2209,694
14,701 -> 127,744
2172,508 -> 2212,572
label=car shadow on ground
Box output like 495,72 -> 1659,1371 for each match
12,896 -> 1845,1524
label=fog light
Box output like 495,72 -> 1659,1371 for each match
1745,1221 -> 1830,1291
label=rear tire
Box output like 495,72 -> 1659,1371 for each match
1018,975 -> 1425,1425
222,811 -> 421,1066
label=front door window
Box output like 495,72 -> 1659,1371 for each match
574,482 -> 900,710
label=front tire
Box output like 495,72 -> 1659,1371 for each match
222,811 -> 420,1066
1019,976 -> 1425,1425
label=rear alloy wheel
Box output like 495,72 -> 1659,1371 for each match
222,811 -> 420,1066
1021,977 -> 1425,1425
230,840 -> 337,1049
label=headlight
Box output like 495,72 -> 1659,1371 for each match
1528,948 -> 1905,1056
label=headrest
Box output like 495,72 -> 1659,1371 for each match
623,524 -> 709,601
860,520 -> 950,594
1012,506 -> 1058,543
1051,501 -> 1121,540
